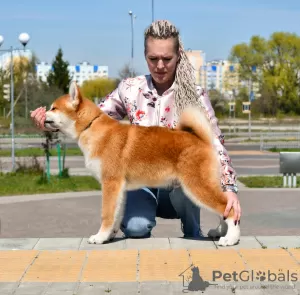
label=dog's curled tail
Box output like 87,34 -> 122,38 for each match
177,106 -> 214,145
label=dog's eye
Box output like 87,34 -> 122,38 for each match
51,107 -> 57,111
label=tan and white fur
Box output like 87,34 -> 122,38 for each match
45,82 -> 240,246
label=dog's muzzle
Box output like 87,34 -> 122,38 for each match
44,120 -> 59,132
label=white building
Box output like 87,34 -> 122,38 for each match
36,61 -> 109,85
200,59 -> 225,92
35,62 -> 51,82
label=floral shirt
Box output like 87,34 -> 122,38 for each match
98,74 -> 238,194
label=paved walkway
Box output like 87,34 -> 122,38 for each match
0,237 -> 299,294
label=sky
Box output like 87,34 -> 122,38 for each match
1,0 -> 300,78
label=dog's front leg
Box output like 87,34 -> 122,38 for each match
88,178 -> 126,244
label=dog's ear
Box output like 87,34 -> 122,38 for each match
69,81 -> 82,109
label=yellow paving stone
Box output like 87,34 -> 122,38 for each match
139,249 -> 190,282
188,249 -> 246,282
0,250 -> 38,282
239,249 -> 300,282
81,250 -> 137,282
22,250 -> 86,282
289,248 -> 300,263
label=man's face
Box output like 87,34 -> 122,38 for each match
145,37 -> 179,87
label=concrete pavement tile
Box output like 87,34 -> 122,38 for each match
0,283 -> 18,295
139,281 -> 172,294
33,238 -> 83,250
295,282 -> 300,294
261,285 -> 298,294
108,282 -> 139,294
79,237 -> 126,250
201,283 -> 264,294
0,251 -> 39,282
169,237 -> 216,249
255,236 -> 300,249
81,250 -> 137,282
0,238 -> 39,250
235,289 -> 264,294
215,236 -> 263,250
125,238 -> 170,250
139,249 -> 190,282
45,292 -> 74,295
169,282 -> 186,295
45,282 -> 77,294
22,250 -> 86,282
188,249 -> 246,282
170,281 -> 231,294
239,249 -> 299,279
76,282 -> 110,295
14,282 -> 49,295
202,289 -> 239,294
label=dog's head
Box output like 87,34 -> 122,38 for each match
45,81 -> 100,139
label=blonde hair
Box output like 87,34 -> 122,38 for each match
144,20 -> 205,117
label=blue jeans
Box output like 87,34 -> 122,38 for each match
120,186 -> 203,238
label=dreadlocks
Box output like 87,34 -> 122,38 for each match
144,20 -> 205,117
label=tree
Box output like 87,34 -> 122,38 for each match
0,52 -> 41,117
81,77 -> 118,101
0,52 -> 64,134
47,48 -> 71,94
229,32 -> 300,116
118,63 -> 138,80
208,89 -> 227,118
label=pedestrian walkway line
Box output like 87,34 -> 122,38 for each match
0,249 -> 298,283
228,151 -> 272,155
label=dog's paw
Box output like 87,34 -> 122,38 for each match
208,228 -> 222,238
218,236 -> 239,247
88,234 -> 106,244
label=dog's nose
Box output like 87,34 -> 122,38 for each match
44,120 -> 54,124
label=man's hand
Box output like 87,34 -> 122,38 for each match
223,191 -> 241,224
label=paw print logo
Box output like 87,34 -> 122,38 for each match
256,271 -> 266,281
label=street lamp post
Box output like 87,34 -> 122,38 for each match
128,11 -> 136,78
152,0 -> 154,22
232,88 -> 236,134
248,66 -> 256,140
0,33 -> 30,172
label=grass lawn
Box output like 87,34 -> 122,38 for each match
268,147 -> 300,153
0,147 -> 83,157
0,172 -> 100,196
238,176 -> 300,188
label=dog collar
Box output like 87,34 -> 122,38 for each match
82,115 -> 101,132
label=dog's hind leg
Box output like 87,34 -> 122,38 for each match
177,156 -> 240,246
88,178 -> 126,244
177,148 -> 240,246
180,180 -> 240,246
207,216 -> 228,238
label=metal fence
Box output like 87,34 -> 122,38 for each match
260,132 -> 300,151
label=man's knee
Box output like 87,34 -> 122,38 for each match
121,217 -> 155,238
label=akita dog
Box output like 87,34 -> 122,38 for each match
44,82 -> 240,246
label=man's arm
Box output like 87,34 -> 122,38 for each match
196,87 -> 238,194
98,80 -> 127,120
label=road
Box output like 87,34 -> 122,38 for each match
0,150 -> 280,176
229,153 -> 279,176
0,188 -> 299,238
0,142 -> 297,239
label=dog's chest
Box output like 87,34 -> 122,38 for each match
79,142 -> 102,182
85,156 -> 102,181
